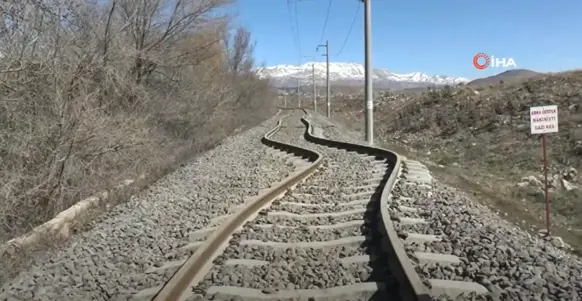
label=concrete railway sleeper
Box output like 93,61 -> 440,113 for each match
130,115 -> 322,301
190,141 -> 397,299
130,111 -> 430,301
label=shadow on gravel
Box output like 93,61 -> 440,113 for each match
359,162 -> 406,301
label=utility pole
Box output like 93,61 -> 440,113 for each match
284,92 -> 287,108
363,0 -> 373,145
317,40 -> 330,118
312,63 -> 317,113
297,79 -> 301,108
302,56 -> 317,113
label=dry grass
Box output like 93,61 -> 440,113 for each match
333,71 -> 582,249
0,0 -> 276,243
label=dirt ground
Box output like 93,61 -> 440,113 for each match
324,71 -> 582,253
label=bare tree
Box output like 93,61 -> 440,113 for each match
0,0 -> 277,258
226,26 -> 253,76
116,0 -> 231,85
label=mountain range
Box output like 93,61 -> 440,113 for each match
255,62 -> 470,90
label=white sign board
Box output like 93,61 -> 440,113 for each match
530,105 -> 558,134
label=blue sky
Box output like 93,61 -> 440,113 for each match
228,0 -> 582,80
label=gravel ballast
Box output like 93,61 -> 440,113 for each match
0,114 -> 297,301
311,110 -> 582,300
390,163 -> 582,300
239,224 -> 366,242
224,244 -> 369,261
201,261 -> 374,290
253,213 -> 367,227
6,108 -> 571,301
191,112 -> 401,300
269,202 -> 367,214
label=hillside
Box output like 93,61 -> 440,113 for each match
331,71 -> 582,250
467,69 -> 542,86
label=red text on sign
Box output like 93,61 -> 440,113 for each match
534,124 -> 556,130
531,109 -> 557,115
532,116 -> 557,122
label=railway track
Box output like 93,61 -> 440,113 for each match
128,111 -> 427,301
2,109 -> 580,301
3,110 -> 580,301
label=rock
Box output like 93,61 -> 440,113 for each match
562,167 -> 578,181
517,176 -> 544,190
550,236 -> 567,249
517,182 -> 528,188
562,179 -> 578,191
523,176 -> 542,186
550,174 -> 561,189
517,124 -> 528,131
573,129 -> 582,141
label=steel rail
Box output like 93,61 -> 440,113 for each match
150,115 -> 324,301
300,109 -> 432,301
149,109 -> 431,301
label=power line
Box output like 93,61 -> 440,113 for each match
286,0 -> 297,49
286,0 -> 302,63
292,0 -> 303,62
334,1 -> 361,57
318,0 -> 332,43
286,0 -> 300,61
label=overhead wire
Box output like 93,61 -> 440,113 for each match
286,0 -> 303,63
333,1 -> 361,57
293,0 -> 303,63
318,0 -> 332,43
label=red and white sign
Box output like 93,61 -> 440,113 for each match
530,105 -> 558,134
473,52 -> 517,70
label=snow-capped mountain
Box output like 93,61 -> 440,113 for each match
256,62 -> 468,90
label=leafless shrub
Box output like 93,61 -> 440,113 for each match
0,0 -> 275,243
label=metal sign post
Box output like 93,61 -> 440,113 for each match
530,104 -> 559,236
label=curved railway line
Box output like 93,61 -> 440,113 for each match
3,109 -> 578,301
128,110 -> 491,301
2,110 -> 581,301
